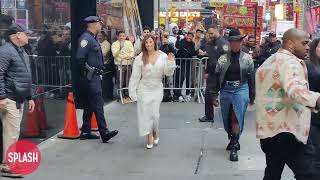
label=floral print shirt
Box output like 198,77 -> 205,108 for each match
255,49 -> 320,144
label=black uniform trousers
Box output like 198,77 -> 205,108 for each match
204,75 -> 217,119
260,132 -> 315,180
81,77 -> 108,135
310,125 -> 320,179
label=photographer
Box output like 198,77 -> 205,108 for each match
173,32 -> 196,102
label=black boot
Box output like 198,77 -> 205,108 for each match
229,134 -> 239,162
226,134 -> 240,151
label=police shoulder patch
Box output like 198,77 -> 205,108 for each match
222,44 -> 229,52
80,39 -> 88,48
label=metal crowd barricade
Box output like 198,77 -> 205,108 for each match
198,57 -> 208,104
162,57 -> 204,103
116,57 -> 209,104
29,55 -> 72,98
116,58 -> 134,104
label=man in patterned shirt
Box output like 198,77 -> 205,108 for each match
256,29 -> 320,180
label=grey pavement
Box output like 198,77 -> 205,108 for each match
18,102 -> 294,180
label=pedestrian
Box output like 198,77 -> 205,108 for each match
0,23 -> 35,178
256,29 -> 320,180
215,28 -> 254,161
241,35 -> 260,105
256,31 -> 281,66
76,16 -> 118,143
198,24 -> 229,122
97,30 -> 113,102
174,32 -> 196,102
128,34 -> 176,149
306,38 -> 320,179
111,31 -> 134,103
135,27 -> 152,55
160,32 -> 176,102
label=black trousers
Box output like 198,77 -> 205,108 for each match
204,76 -> 217,119
174,60 -> 191,97
102,73 -> 114,102
310,125 -> 320,179
260,132 -> 315,180
81,79 -> 108,135
204,87 -> 214,119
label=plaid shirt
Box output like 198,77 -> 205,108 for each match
255,49 -> 320,144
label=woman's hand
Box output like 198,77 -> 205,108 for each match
168,53 -> 175,61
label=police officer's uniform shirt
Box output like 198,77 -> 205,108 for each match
76,31 -> 104,70
205,36 -> 229,74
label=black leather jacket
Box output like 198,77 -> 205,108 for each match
0,42 -> 33,102
306,60 -> 320,126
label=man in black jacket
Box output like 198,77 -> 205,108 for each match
0,23 -> 35,178
174,32 -> 196,102
198,25 -> 229,122
257,31 -> 281,66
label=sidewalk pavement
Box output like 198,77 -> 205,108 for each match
19,102 -> 293,180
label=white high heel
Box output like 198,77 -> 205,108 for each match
146,144 -> 153,149
153,138 -> 159,145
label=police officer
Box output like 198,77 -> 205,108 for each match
76,16 -> 118,142
198,24 -> 229,122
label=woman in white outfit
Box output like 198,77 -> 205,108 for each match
129,35 -> 176,149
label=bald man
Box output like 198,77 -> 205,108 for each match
255,28 -> 320,180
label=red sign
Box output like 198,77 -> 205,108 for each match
223,4 -> 263,28
223,4 -> 263,18
55,2 -> 69,12
223,4 -> 263,44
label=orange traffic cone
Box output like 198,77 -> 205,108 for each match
22,105 -> 41,138
91,113 -> 98,131
58,92 -> 80,139
35,86 -> 49,130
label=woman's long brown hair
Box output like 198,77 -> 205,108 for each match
141,34 -> 158,65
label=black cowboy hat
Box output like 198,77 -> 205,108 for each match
227,28 -> 246,41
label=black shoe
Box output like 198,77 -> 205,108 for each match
226,141 -> 240,151
226,139 -> 240,151
229,148 -> 239,162
198,116 -> 214,122
80,133 -> 100,140
101,130 -> 119,143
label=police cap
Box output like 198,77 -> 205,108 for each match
84,16 -> 102,24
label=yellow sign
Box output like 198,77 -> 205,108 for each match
294,5 -> 302,12
111,0 -> 122,7
210,0 -> 228,8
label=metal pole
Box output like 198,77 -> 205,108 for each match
14,0 -> 17,20
254,2 -> 258,40
158,0 -> 160,29
165,0 -> 169,32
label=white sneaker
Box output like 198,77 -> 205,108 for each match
178,96 -> 185,103
146,144 -> 153,149
185,94 -> 192,102
154,138 -> 159,145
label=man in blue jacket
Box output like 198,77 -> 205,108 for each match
0,23 -> 35,178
